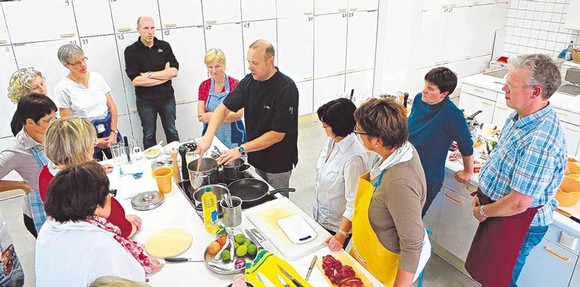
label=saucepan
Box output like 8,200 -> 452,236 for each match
222,158 -> 251,180
191,184 -> 229,217
227,178 -> 295,208
188,158 -> 220,189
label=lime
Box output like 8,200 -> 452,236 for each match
234,234 -> 246,244
243,239 -> 251,246
221,250 -> 231,262
236,245 -> 248,257
234,242 -> 240,249
247,244 -> 257,256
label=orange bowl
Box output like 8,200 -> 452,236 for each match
555,188 -> 580,207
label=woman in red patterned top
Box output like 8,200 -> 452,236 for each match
39,117 -> 141,238
197,48 -> 246,148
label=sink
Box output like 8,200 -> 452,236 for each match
483,69 -> 509,79
557,84 -> 580,97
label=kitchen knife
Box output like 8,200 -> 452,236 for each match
305,255 -> 317,280
165,257 -> 204,263
277,274 -> 290,287
278,265 -> 305,287
245,229 -> 263,250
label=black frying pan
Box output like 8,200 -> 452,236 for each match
227,178 -> 295,206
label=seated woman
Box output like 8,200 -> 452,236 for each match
36,162 -> 162,286
315,98 -> 369,250
198,48 -> 246,148
350,98 -> 430,287
40,117 -> 140,238
7,67 -> 47,136
54,43 -> 121,160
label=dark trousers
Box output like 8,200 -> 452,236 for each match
422,181 -> 443,217
23,214 -> 37,238
136,97 -> 180,149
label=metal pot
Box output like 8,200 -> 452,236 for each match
188,158 -> 220,189
222,159 -> 251,180
191,184 -> 229,217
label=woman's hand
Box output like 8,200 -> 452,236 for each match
126,214 -> 142,231
107,132 -> 118,145
101,164 -> 114,174
325,234 -> 346,252
198,112 -> 212,123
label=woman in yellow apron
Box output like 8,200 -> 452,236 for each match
346,98 -> 430,287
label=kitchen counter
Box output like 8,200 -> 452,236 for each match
107,137 -> 383,287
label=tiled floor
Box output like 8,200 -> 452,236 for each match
0,116 -> 479,286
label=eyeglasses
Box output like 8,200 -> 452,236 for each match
67,57 -> 88,67
353,127 -> 368,136
37,115 -> 56,124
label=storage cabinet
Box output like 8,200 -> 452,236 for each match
297,81 -> 314,116
241,20 -> 277,61
423,190 -> 443,241
345,69 -> 374,103
158,0 -> 203,28
241,0 -> 276,22
71,0 -> 114,37
314,14 -> 347,79
564,0 -> 580,30
204,23 -> 245,80
109,0 -> 160,33
0,47 -> 18,138
313,76 -> 345,111
315,0 -> 348,15
277,0 -> 314,19
114,31 -> 140,113
346,11 -> 378,73
202,0 -> 241,24
0,7 -> 9,45
277,16 -> 314,83
458,92 -> 495,124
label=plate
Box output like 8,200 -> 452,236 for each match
144,228 -> 192,258
204,247 -> 244,275
316,252 -> 372,287
144,145 -> 162,159
164,141 -> 181,153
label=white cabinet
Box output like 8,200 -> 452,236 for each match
114,32 -> 140,113
109,0 -> 160,33
241,20 -> 277,60
0,7 -> 9,45
345,69 -> 375,102
313,76 -> 345,112
128,113 -> 144,149
3,0 -> 76,43
465,3 -> 507,58
202,0 -> 241,24
277,0 -> 313,19
561,122 -> 580,156
79,35 -> 130,116
441,7 -> 469,63
348,0 -> 379,11
72,0 -> 114,37
241,0 -> 276,21
416,9 -> 446,68
117,114 -> 135,145
297,81 -> 314,116
346,11 -> 377,73
491,100 -> 513,127
564,0 -> 580,30
458,92 -> 495,124
277,16 -> 314,83
160,27 -> 207,103
571,260 -> 580,287
173,102 -> 201,143
0,47 -> 18,138
422,0 -> 449,11
423,190 -> 443,241
315,0 -> 348,15
158,0 -> 203,28
314,14 -> 347,79
204,23 -> 245,80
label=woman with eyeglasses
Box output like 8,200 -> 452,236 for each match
197,48 -> 246,148
7,67 -> 48,136
349,98 -> 431,287
315,98 -> 369,251
54,43 -> 121,160
39,118 -> 141,239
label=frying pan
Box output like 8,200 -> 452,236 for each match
227,178 -> 295,207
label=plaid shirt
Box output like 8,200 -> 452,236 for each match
479,104 -> 567,226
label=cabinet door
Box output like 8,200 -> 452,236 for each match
202,0 -> 241,24
561,122 -> 580,156
423,188 -> 443,241
458,92 -> 494,124
3,0 -> 76,43
241,20 -> 277,62
241,0 -> 276,21
570,260 -> 580,287
315,0 -> 348,15
416,9 -> 446,68
72,0 -> 114,37
517,238 -> 577,287
437,188 -> 479,261
423,0 -> 449,11
565,0 -> 580,30
115,32 -> 140,113
80,35 -> 129,116
0,47 -> 17,138
13,38 -> 80,100
161,27 -> 207,103
465,3 -> 506,58
110,0 -> 160,33
348,0 -> 379,11
277,0 -> 313,19
314,14 -> 347,79
128,112 -> 143,149
297,81 -> 314,116
491,100 -> 513,127
0,5 -> 11,44
174,102 -> 202,143
117,114 -> 135,146
345,69 -> 374,103
204,24 -> 245,80
442,7 -> 469,63
346,11 -> 377,72
158,0 -> 203,28
313,75 -> 345,112
277,16 -> 314,83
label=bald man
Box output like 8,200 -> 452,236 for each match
197,40 -> 299,195
124,16 -> 180,149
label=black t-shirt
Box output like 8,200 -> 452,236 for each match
124,37 -> 179,101
224,69 -> 299,173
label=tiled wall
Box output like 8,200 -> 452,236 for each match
504,0 -> 580,58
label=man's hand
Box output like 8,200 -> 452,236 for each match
165,62 -> 171,70
21,182 -> 34,194
196,136 -> 212,158
198,112 -> 212,123
107,133 -> 118,145
96,137 -> 110,149
216,148 -> 243,166
101,164 -> 114,174
472,196 -> 487,222
325,234 -> 346,252
455,170 -> 473,184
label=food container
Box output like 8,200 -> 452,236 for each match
555,188 -> 580,207
188,158 -> 220,189
573,49 -> 580,64
144,144 -> 162,159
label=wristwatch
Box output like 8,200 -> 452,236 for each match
147,71 -> 153,79
479,205 -> 487,217
337,229 -> 348,237
110,129 -> 118,134
237,146 -> 245,155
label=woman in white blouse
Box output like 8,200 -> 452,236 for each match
54,43 -> 120,160
315,98 -> 369,250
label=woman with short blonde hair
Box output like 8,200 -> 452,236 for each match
7,67 -> 47,136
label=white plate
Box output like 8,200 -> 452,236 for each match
144,145 -> 162,159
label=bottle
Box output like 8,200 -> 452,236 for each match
202,187 -> 219,234
566,41 -> 574,61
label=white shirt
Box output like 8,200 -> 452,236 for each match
54,71 -> 111,120
313,133 -> 369,231
36,219 -> 145,287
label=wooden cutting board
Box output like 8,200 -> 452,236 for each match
315,251 -> 372,287
245,197 -> 329,261
145,227 -> 193,258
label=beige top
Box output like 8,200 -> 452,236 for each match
368,148 -> 426,273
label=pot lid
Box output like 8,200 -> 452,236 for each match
131,191 -> 165,211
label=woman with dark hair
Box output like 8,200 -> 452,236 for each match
36,162 -> 162,286
315,98 -> 369,250
350,98 -> 430,287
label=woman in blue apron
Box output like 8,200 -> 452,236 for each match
198,48 -> 246,148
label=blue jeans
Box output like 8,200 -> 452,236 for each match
136,97 -> 180,149
510,224 -> 549,287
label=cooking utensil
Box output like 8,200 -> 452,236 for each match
192,184 -> 229,217
305,255 -> 317,280
227,178 -> 295,207
278,265 -> 305,287
188,158 -> 220,189
222,158 -> 251,181
178,141 -> 197,180
220,196 -> 242,227
245,229 -> 263,250
131,191 -> 165,211
277,274 -> 290,287
165,257 -> 204,263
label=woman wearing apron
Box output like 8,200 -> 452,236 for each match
198,48 -> 246,149
54,44 -> 121,160
346,98 -> 430,287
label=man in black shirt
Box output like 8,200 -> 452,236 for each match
124,16 -> 180,149
197,39 -> 299,195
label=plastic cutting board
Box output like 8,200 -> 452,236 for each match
245,197 -> 330,261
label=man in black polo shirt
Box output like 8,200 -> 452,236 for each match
124,16 -> 180,149
198,39 -> 299,195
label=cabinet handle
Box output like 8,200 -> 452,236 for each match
206,20 -> 218,24
496,106 -> 508,110
59,33 -> 76,38
481,101 -> 493,106
444,193 -> 463,205
473,88 -> 484,93
346,69 -> 355,73
543,247 -> 571,262
349,7 -> 358,11
465,185 -> 477,194
303,76 -> 313,81
336,70 -> 345,75
164,23 -> 177,28
564,126 -> 580,133
116,28 -> 131,32
0,40 -> 7,45
556,111 -> 569,117
441,4 -> 449,9
303,11 -> 313,16
338,8 -> 348,13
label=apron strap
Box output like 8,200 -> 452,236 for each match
30,146 -> 48,232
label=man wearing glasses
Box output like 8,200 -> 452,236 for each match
124,16 -> 180,149
465,54 -> 567,287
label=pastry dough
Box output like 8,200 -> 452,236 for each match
145,228 -> 193,258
